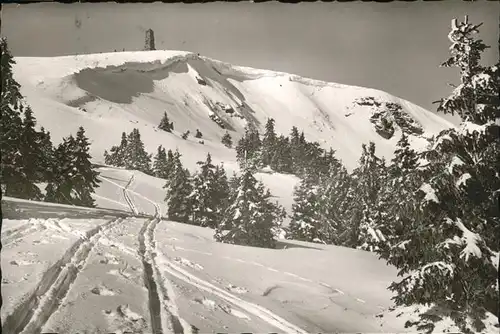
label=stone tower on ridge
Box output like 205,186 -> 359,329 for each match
144,29 -> 155,51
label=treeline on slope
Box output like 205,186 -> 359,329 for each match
234,118 -> 337,179
287,17 -> 498,334
0,38 -> 100,207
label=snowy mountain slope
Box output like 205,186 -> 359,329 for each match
12,51 -> 454,173
11,51 -> 454,218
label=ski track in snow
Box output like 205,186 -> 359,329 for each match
121,187 -> 308,333
98,173 -> 162,218
154,247 -> 308,334
92,193 -> 131,209
98,174 -> 137,215
2,217 -> 125,334
138,216 -> 188,334
102,174 -> 187,333
124,173 -> 139,215
117,178 -> 189,334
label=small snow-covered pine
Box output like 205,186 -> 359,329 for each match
158,111 -> 174,132
164,150 -> 193,223
221,132 -> 233,148
123,129 -> 152,174
261,118 -> 277,168
213,163 -> 231,222
188,153 -> 219,228
288,176 -> 325,243
289,127 -> 307,175
316,158 -> 355,245
104,132 -> 128,167
38,127 -> 56,182
153,145 -> 169,179
236,126 -> 262,170
349,142 -> 388,251
270,135 -> 293,173
215,166 -> 285,248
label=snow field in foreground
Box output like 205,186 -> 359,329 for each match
3,207 -> 495,332
41,217 -> 151,334
2,214 -> 400,333
1,218 -> 112,326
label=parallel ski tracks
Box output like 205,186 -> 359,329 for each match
138,197 -> 186,334
137,195 -> 307,333
2,217 -> 125,334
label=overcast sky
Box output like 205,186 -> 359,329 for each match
2,1 -> 498,123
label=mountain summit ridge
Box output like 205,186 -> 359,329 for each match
13,50 -> 454,172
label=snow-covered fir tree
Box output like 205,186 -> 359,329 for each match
227,172 -> 240,200
289,148 -> 351,244
104,132 -> 128,167
221,132 -> 233,148
380,17 -> 499,333
375,134 -> 422,257
153,145 -> 169,178
349,142 -> 388,251
46,127 -> 100,207
123,128 -> 152,174
289,126 -> 306,174
215,166 -> 285,248
236,126 -> 262,169
164,149 -> 176,181
45,137 -> 74,204
187,153 -> 219,228
164,150 -> 192,223
213,163 -> 231,223
71,127 -> 101,206
158,111 -> 174,132
315,155 -> 354,245
38,127 -> 56,182
261,118 -> 277,167
289,176 -> 325,243
7,107 -> 45,200
270,135 -> 293,173
301,141 -> 327,179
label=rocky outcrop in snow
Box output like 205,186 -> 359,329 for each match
354,97 -> 425,139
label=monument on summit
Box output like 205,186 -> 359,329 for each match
144,29 -> 155,51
